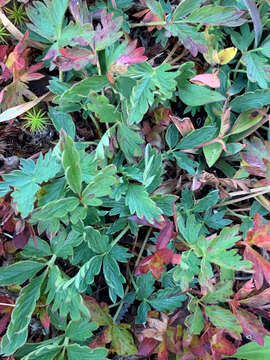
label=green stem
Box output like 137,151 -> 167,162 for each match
113,285 -> 129,323
110,225 -> 130,248
134,227 -> 152,269
88,112 -> 103,138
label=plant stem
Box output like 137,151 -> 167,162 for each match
134,227 -> 152,269
88,112 -> 103,138
112,285 -> 129,323
110,225 -> 130,248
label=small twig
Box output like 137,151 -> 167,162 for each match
134,227 -> 152,269
0,302 -> 15,307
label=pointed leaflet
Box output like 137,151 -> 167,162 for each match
1,273 -> 46,355
2,151 -> 61,218
117,123 -> 143,162
82,165 -> 117,206
0,261 -> 44,285
235,337 -> 270,360
244,52 -> 269,89
60,130 -> 82,195
26,0 -> 69,42
66,344 -> 107,360
205,305 -> 242,335
243,0 -> 262,47
172,0 -> 204,20
125,184 -> 162,223
128,63 -> 177,124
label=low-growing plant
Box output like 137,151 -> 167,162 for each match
0,0 -> 270,360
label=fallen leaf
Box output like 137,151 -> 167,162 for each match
213,47 -> 237,65
190,71 -> 220,88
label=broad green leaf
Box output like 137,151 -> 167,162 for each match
233,337 -> 270,359
229,109 -> 265,135
178,81 -> 225,106
172,0 -> 203,20
31,197 -> 80,222
60,131 -> 82,194
185,304 -> 204,335
125,184 -> 162,223
185,5 -> 246,26
21,237 -> 52,258
202,281 -> 233,303
136,301 -> 151,324
176,126 -> 217,150
174,151 -> 198,175
230,89 -> 270,112
205,305 -> 242,334
203,142 -> 223,167
1,273 -> 46,355
59,76 -> 109,104
2,151 -> 61,218
0,261 -> 45,286
66,320 -> 98,341
26,0 -> 69,42
149,288 -> 186,312
136,273 -> 155,300
66,344 -> 107,360
49,107 -> 75,139
117,123 -> 143,162
82,165 -> 117,206
261,39 -> 270,58
88,95 -> 121,123
110,324 -> 137,356
244,52 -> 269,89
166,123 -> 179,148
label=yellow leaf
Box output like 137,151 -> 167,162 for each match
213,47 -> 237,65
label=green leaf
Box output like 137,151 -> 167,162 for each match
185,5 -> 246,26
0,261 -> 45,286
59,76 -> 109,104
166,123 -> 179,148
85,227 -> 110,254
20,344 -> 63,360
230,89 -> 270,112
21,237 -> 52,258
185,303 -> 204,335
203,142 -> 223,167
82,165 -> 117,206
229,109 -> 265,135
172,0 -> 203,20
66,320 -> 98,341
128,63 -> 177,124
66,344 -> 107,360
205,305 -> 241,334
193,190 -> 219,212
2,151 -> 61,218
136,273 -> 155,300
202,281 -> 233,303
176,126 -> 217,150
233,337 -> 270,360
60,131 -> 82,194
145,0 -> 164,18
173,250 -> 201,290
125,184 -> 162,223
178,81 -> 225,106
88,95 -> 121,123
110,324 -> 137,356
1,273 -> 46,355
244,52 -> 269,89
49,107 -> 75,139
26,0 -> 69,42
117,123 -> 143,162
136,301 -> 151,324
149,288 -> 186,312
174,151 -> 198,175
166,23 -> 207,57
103,254 -> 125,302
31,197 -> 80,223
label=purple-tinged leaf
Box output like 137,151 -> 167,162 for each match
243,0 -> 262,47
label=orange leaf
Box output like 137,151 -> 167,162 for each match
245,213 -> 270,250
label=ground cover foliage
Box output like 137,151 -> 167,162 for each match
0,0 -> 270,359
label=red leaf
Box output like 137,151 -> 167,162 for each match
156,218 -> 175,250
211,330 -> 237,359
135,248 -> 179,279
0,313 -> 11,335
231,306 -> 269,345
190,71 -> 220,88
244,244 -> 270,289
170,116 -> 194,137
240,287 -> 270,308
245,213 -> 270,250
40,309 -> 50,329
137,337 -> 159,357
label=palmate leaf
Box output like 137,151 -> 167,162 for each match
125,184 -> 162,223
1,273 -> 46,356
1,151 -> 61,218
26,0 -> 69,42
244,52 -> 269,89
128,63 -> 177,124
